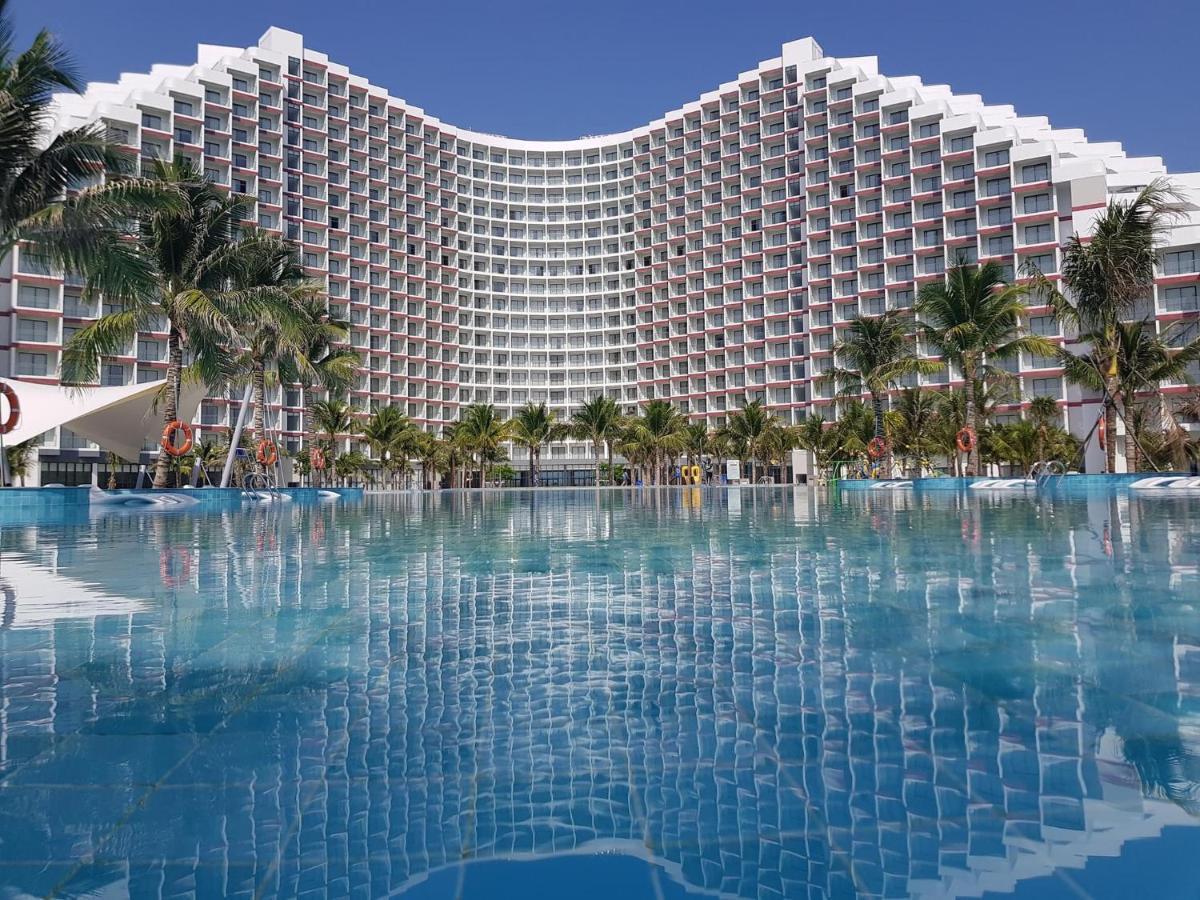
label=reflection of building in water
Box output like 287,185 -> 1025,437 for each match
0,492 -> 1197,898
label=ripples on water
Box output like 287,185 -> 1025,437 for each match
0,488 -> 1198,898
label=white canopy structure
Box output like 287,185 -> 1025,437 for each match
0,378 -> 206,462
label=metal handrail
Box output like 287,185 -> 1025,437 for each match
1031,459 -> 1066,489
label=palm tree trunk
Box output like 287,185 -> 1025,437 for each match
871,391 -> 891,478
153,328 -> 184,489
965,366 -> 980,477
606,441 -> 614,486
594,438 -> 601,489
252,362 -> 267,474
1121,398 -> 1139,474
1105,394 -> 1119,473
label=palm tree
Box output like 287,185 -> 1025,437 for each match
309,398 -> 357,477
1058,320 -> 1200,472
681,422 -> 709,467
794,416 -> 841,482
620,399 -> 687,485
570,395 -> 623,486
890,387 -> 942,476
360,406 -> 419,488
4,439 -> 35,486
414,431 -> 448,490
510,401 -> 566,487
0,2 -> 173,274
1031,180 -> 1180,472
62,158 -> 279,487
289,296 -> 358,457
1027,395 -> 1061,464
825,312 -> 941,474
916,262 -> 1056,475
223,234 -> 323,469
333,449 -> 369,487
717,400 -> 789,484
455,404 -> 511,487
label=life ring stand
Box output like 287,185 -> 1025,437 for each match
866,436 -> 889,460
955,427 -> 977,454
256,439 -> 278,466
160,420 -> 193,457
309,446 -> 326,470
0,382 -> 20,435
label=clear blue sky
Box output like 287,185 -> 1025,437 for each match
18,0 -> 1199,172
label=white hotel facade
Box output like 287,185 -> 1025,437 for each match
4,28 -> 1199,481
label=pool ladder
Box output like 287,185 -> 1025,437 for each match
1031,459 -> 1066,490
242,471 -> 282,502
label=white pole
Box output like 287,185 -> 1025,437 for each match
220,384 -> 254,488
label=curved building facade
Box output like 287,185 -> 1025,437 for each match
7,28 -> 1199,479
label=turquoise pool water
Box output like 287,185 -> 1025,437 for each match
0,487 -> 1198,898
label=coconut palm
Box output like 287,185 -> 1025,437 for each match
1058,319 -> 1200,471
681,421 -> 710,467
309,398 -> 357,475
916,262 -> 1056,475
794,416 -> 842,482
1027,395 -> 1061,464
414,431 -> 448,490
570,395 -> 623,486
509,401 -> 567,487
220,234 -> 324,469
455,404 -> 511,487
0,1 -> 174,273
360,405 -> 419,488
1029,180 -> 1180,471
825,311 -> 942,474
4,439 -> 35,486
620,399 -> 688,485
717,399 -> 790,484
889,387 -> 942,476
62,158 -> 281,487
289,296 -> 358,452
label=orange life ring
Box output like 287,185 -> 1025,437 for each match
955,427 -> 977,454
866,436 -> 889,460
256,439 -> 278,466
160,420 -> 193,457
0,382 -> 20,435
1097,415 -> 1107,451
309,446 -> 326,470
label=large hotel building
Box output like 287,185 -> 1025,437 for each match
5,29 -> 1199,481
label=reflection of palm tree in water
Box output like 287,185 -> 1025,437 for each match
0,579 -> 15,629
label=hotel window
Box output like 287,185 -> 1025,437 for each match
1162,286 -> 1198,312
1026,253 -> 1056,273
1024,223 -> 1053,244
1163,249 -> 1197,274
986,235 -> 1013,255
950,163 -> 974,181
949,135 -> 973,152
983,148 -> 1010,168
1023,193 -> 1052,214
16,352 -> 48,376
1029,377 -> 1061,398
16,318 -> 49,342
951,217 -> 976,237
983,177 -> 1011,197
917,122 -> 940,138
986,206 -> 1013,226
1029,315 -> 1059,336
1021,162 -> 1049,183
18,285 -> 53,308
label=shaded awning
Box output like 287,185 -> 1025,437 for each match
1,378 -> 206,461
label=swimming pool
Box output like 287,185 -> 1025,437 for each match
0,487 -> 1197,898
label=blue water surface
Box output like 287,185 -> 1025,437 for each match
0,487 -> 1197,899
